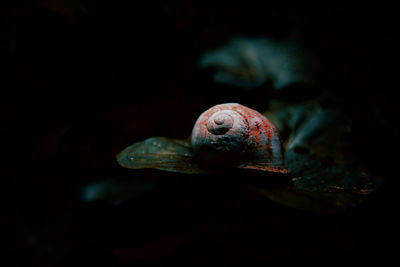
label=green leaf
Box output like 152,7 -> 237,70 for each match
116,137 -> 208,174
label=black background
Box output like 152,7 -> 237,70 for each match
1,0 -> 398,265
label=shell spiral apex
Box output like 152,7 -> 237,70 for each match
191,103 -> 289,173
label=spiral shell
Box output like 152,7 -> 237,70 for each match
191,103 -> 289,173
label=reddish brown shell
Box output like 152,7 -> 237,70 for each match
191,103 -> 290,173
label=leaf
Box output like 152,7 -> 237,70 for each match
242,151 -> 382,213
245,186 -> 365,213
81,178 -> 155,204
259,99 -> 384,212
199,36 -> 318,90
116,137 -> 208,174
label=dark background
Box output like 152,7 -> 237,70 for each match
1,0 -> 398,265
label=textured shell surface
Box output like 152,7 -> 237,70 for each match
191,103 -> 289,173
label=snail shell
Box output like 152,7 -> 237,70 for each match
191,103 -> 289,173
